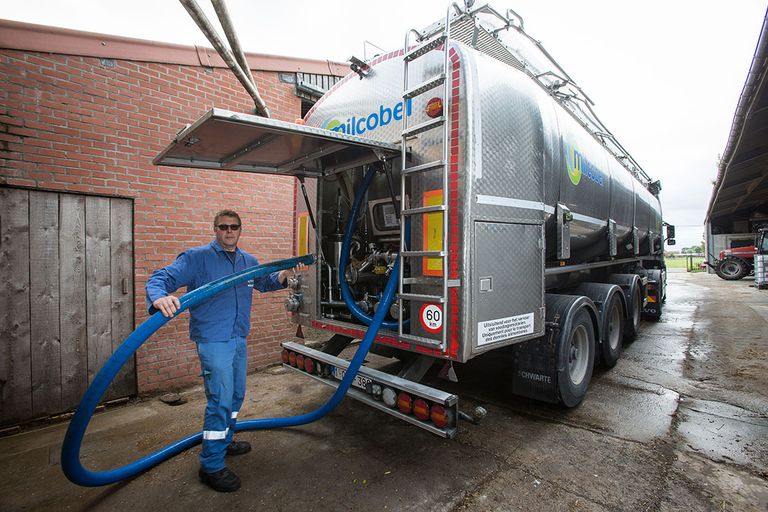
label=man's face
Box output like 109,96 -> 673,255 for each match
214,215 -> 241,251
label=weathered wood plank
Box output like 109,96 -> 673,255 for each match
0,188 -> 32,424
29,191 -> 62,416
85,196 -> 112,388
60,194 -> 88,411
109,198 -> 136,398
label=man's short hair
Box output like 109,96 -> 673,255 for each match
213,209 -> 242,227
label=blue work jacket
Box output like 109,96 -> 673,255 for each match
146,240 -> 285,343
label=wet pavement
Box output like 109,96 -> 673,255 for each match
1,270 -> 767,511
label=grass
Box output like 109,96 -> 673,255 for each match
665,256 -> 704,270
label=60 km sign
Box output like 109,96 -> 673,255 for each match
420,303 -> 443,333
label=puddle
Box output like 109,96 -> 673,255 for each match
677,398 -> 768,473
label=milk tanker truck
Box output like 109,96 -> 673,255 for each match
155,4 -> 673,437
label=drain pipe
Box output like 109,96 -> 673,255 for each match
211,0 -> 256,88
179,0 -> 270,117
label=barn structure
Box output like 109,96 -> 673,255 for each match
705,13 -> 768,269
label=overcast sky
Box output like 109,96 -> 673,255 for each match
4,1 -> 766,248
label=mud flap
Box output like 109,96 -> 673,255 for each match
511,332 -> 558,403
642,269 -> 663,319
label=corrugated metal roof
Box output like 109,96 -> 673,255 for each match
706,8 -> 768,222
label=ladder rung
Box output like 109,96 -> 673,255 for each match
402,205 -> 446,216
402,117 -> 444,138
403,276 -> 443,285
402,160 -> 445,175
401,250 -> 445,258
404,35 -> 447,62
404,74 -> 446,99
398,332 -> 443,347
398,293 -> 445,304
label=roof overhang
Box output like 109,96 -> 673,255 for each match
706,10 -> 768,223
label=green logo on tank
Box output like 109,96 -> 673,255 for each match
325,119 -> 342,131
565,145 -> 582,185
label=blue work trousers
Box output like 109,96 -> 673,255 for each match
196,336 -> 247,472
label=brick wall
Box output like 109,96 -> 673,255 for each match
0,48 -> 303,393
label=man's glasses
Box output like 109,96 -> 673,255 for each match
217,224 -> 241,231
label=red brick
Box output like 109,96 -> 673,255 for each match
1,48 -> 310,394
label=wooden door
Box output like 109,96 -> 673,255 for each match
0,187 -> 135,426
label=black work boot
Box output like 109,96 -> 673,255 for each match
198,467 -> 241,492
226,440 -> 252,456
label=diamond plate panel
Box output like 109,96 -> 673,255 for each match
471,221 -> 544,352
471,54 -> 544,208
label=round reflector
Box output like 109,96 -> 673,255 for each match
413,398 -> 430,421
396,392 -> 413,414
281,349 -> 290,364
426,97 -> 443,118
288,352 -> 297,367
296,354 -> 305,370
382,387 -> 397,408
430,404 -> 451,428
304,357 -> 314,374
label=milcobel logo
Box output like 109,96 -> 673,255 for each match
325,99 -> 412,136
565,144 -> 606,187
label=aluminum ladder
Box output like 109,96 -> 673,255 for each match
398,4 -> 463,351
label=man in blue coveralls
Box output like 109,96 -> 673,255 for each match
147,209 -> 306,492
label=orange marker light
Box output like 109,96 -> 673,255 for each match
426,97 -> 443,118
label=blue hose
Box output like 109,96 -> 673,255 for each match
62,252 -> 400,486
62,167 -> 403,487
339,166 -> 407,330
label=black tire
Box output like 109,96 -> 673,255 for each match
715,258 -> 749,280
600,293 -> 625,368
557,308 -> 596,407
624,285 -> 642,340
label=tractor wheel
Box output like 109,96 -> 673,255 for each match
715,258 -> 749,280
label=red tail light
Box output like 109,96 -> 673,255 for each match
288,351 -> 297,367
430,404 -> 450,428
281,349 -> 290,364
396,392 -> 413,414
296,354 -> 305,370
304,357 -> 314,374
413,399 -> 430,421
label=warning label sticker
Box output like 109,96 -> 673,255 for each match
477,313 -> 534,346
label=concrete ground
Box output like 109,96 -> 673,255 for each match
1,270 -> 767,511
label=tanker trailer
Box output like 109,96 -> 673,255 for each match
154,4 -> 673,437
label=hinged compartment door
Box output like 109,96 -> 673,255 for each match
153,108 -> 400,176
472,221 -> 544,353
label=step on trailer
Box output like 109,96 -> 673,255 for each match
155,3 -> 675,438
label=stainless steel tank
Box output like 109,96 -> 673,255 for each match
305,40 -> 663,360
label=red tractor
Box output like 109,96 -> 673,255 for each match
714,228 -> 768,281
715,245 -> 756,280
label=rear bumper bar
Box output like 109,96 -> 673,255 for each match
281,341 -> 458,438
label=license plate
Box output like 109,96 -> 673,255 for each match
332,366 -> 372,391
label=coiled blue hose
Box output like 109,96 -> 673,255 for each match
62,167 -> 403,487
339,166 -> 407,330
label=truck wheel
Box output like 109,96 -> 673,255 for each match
557,308 -> 596,407
601,293 -> 625,368
715,258 -> 749,280
625,285 -> 642,340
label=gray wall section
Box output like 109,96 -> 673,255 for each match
0,187 -> 135,426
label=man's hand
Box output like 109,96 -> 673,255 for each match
279,263 -> 309,284
153,295 -> 181,317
